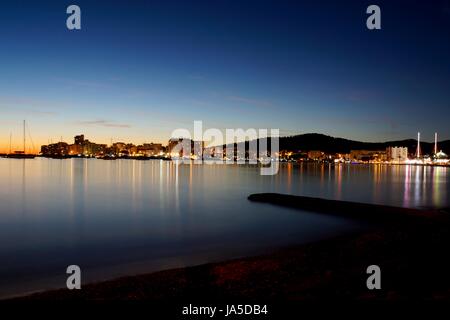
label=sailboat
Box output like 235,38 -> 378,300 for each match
6,120 -> 36,159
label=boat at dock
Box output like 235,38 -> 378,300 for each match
6,151 -> 36,159
5,120 -> 36,159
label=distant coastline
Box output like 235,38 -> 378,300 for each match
1,155 -> 449,167
15,132 -> 449,165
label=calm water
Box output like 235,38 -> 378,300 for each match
0,158 -> 448,297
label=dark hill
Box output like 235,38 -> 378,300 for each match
221,133 -> 449,155
279,133 -> 449,154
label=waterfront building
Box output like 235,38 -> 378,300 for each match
83,141 -> 107,156
138,143 -> 163,156
41,135 -> 106,157
168,138 -> 204,158
168,138 -> 185,157
434,150 -> 449,164
350,150 -> 386,162
68,143 -> 82,155
386,146 -> 408,163
307,150 -> 324,161
41,142 -> 69,156
112,142 -> 127,155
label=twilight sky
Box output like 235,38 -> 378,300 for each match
1,0 -> 450,152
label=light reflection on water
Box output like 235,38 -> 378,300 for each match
0,158 -> 448,297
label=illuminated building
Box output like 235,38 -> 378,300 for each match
350,150 -> 386,162
386,147 -> 408,163
41,142 -> 69,156
138,143 -> 164,156
68,144 -> 82,155
307,150 -> 324,161
168,138 -> 204,158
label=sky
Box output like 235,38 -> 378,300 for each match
1,0 -> 450,152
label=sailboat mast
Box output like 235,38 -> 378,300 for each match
23,120 -> 26,153
416,132 -> 421,158
434,132 -> 438,154
9,132 -> 12,154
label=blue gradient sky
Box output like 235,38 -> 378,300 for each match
1,0 -> 450,151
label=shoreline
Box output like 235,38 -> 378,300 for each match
9,194 -> 450,301
1,156 -> 449,167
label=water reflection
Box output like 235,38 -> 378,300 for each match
0,159 -> 448,297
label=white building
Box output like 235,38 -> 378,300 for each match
434,150 -> 449,164
386,146 -> 408,162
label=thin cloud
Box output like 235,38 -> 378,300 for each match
28,110 -> 58,116
75,120 -> 131,128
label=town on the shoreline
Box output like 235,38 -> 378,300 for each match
34,133 -> 449,166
